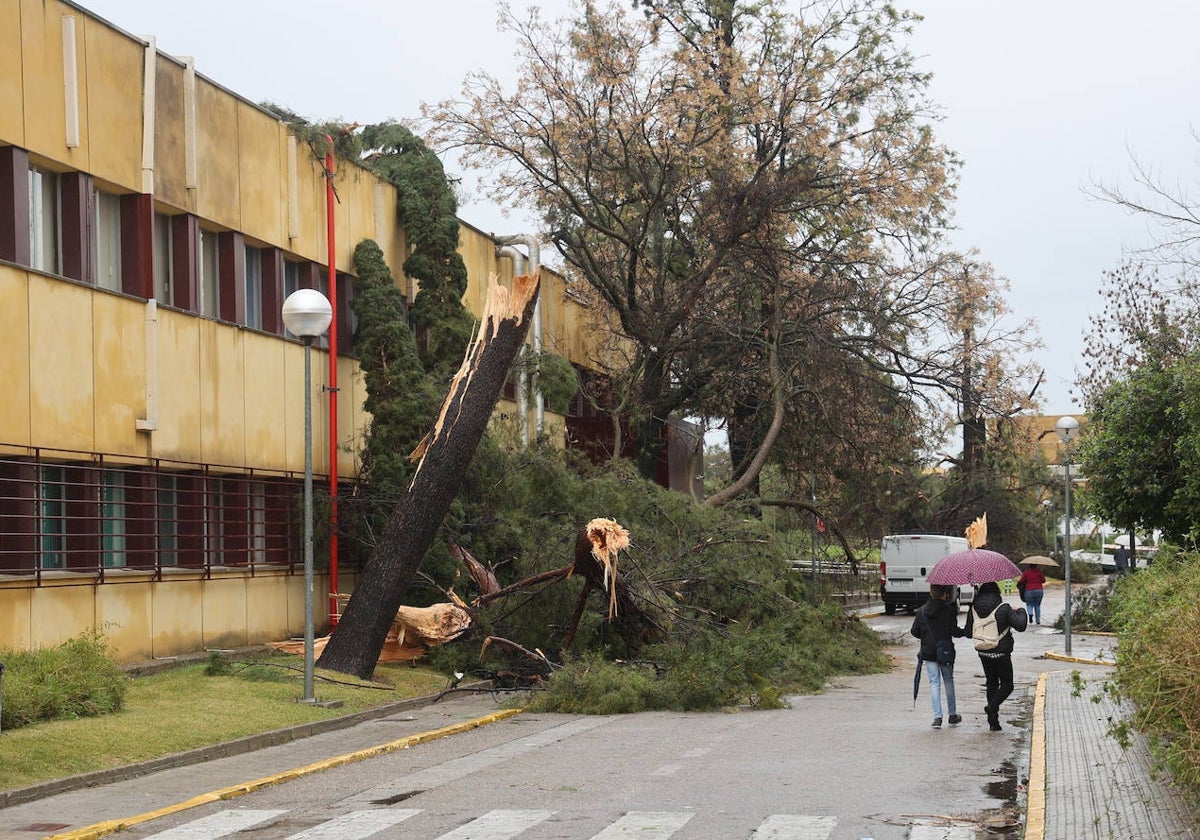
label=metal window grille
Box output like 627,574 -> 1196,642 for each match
0,447 -> 359,585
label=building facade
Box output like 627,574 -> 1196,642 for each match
0,0 -> 611,661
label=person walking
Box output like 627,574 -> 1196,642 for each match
1018,563 -> 1046,624
964,581 -> 1028,731
911,584 -> 964,729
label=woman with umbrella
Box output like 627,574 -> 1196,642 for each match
1017,556 -> 1054,624
910,584 -> 965,728
927,516 -> 1027,731
965,581 -> 1028,731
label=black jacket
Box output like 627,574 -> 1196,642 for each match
963,589 -> 1028,656
910,597 -> 964,661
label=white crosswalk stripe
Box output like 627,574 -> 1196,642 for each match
751,814 -> 838,839
436,809 -> 554,838
284,807 -> 420,839
133,808 -> 946,839
588,810 -> 694,839
139,809 -> 286,838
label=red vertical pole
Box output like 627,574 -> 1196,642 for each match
324,135 -> 340,628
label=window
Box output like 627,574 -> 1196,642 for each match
38,466 -> 65,569
101,470 -> 126,567
28,167 -> 61,273
153,212 -> 174,306
245,245 -> 263,330
157,474 -> 178,566
204,480 -> 224,564
284,260 -> 301,301
94,190 -> 123,292
199,227 -> 219,317
248,480 -> 266,565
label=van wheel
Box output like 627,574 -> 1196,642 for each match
884,603 -> 896,615
952,598 -> 961,613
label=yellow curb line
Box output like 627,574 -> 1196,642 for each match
1025,673 -> 1047,840
1044,651 -> 1115,667
45,708 -> 522,840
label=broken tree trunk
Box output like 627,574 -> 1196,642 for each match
317,269 -> 541,678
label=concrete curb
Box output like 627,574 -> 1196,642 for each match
42,708 -> 523,840
0,683 -> 492,810
1043,651 -> 1114,667
1025,672 -> 1048,840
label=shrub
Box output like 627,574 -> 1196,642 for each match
1,632 -> 127,730
1054,577 -> 1117,632
1110,549 -> 1200,800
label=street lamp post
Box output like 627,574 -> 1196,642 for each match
282,289 -> 333,703
1055,415 -> 1080,656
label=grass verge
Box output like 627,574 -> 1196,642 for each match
0,653 -> 449,792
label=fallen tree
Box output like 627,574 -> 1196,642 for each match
317,269 -> 540,679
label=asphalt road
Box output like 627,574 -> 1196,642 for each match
23,586 -> 1106,840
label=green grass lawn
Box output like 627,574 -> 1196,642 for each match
0,653 -> 450,792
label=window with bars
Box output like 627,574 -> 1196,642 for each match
0,456 -> 346,578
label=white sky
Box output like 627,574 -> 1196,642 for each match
82,0 -> 1200,414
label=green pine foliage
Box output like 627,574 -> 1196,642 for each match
425,443 -> 890,712
0,632 -> 127,730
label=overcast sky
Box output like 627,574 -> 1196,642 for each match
82,0 -> 1200,414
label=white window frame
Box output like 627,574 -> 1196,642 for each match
198,227 -> 219,317
29,167 -> 61,274
153,212 -> 174,306
94,189 -> 123,292
244,245 -> 263,330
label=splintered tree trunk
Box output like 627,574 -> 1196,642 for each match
318,269 -> 541,678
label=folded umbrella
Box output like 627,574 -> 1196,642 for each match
927,548 -> 1022,586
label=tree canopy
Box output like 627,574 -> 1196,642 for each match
430,0 -> 1038,506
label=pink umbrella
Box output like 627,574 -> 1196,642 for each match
927,548 -> 1022,586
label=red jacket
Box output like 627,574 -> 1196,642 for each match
1019,567 -> 1046,591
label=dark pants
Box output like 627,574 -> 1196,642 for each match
980,654 -> 1014,711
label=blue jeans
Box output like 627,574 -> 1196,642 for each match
925,660 -> 957,719
1025,588 -> 1044,623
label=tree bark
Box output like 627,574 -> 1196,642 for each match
318,269 -> 541,678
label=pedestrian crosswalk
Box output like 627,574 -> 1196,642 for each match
130,808 -> 869,839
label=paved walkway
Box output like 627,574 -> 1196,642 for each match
1033,664 -> 1196,839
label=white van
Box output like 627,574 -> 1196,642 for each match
880,534 -> 971,615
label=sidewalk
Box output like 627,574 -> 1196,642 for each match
1030,653 -> 1196,839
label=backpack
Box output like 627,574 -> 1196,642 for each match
972,604 -> 1011,651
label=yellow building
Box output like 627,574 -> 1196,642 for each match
0,0 -> 610,661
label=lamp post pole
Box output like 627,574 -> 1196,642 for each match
1055,415 -> 1080,657
282,289 -> 333,704
300,334 -> 316,699
1063,455 -> 1073,656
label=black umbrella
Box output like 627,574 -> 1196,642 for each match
913,654 -> 922,707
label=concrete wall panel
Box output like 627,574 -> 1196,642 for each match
81,15 -> 142,190
201,577 -> 249,650
150,577 -> 205,658
92,294 -> 150,457
0,587 -> 32,650
96,576 -> 154,661
28,276 -> 95,451
0,267 -> 32,448
29,583 -> 95,648
0,0 -> 24,145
